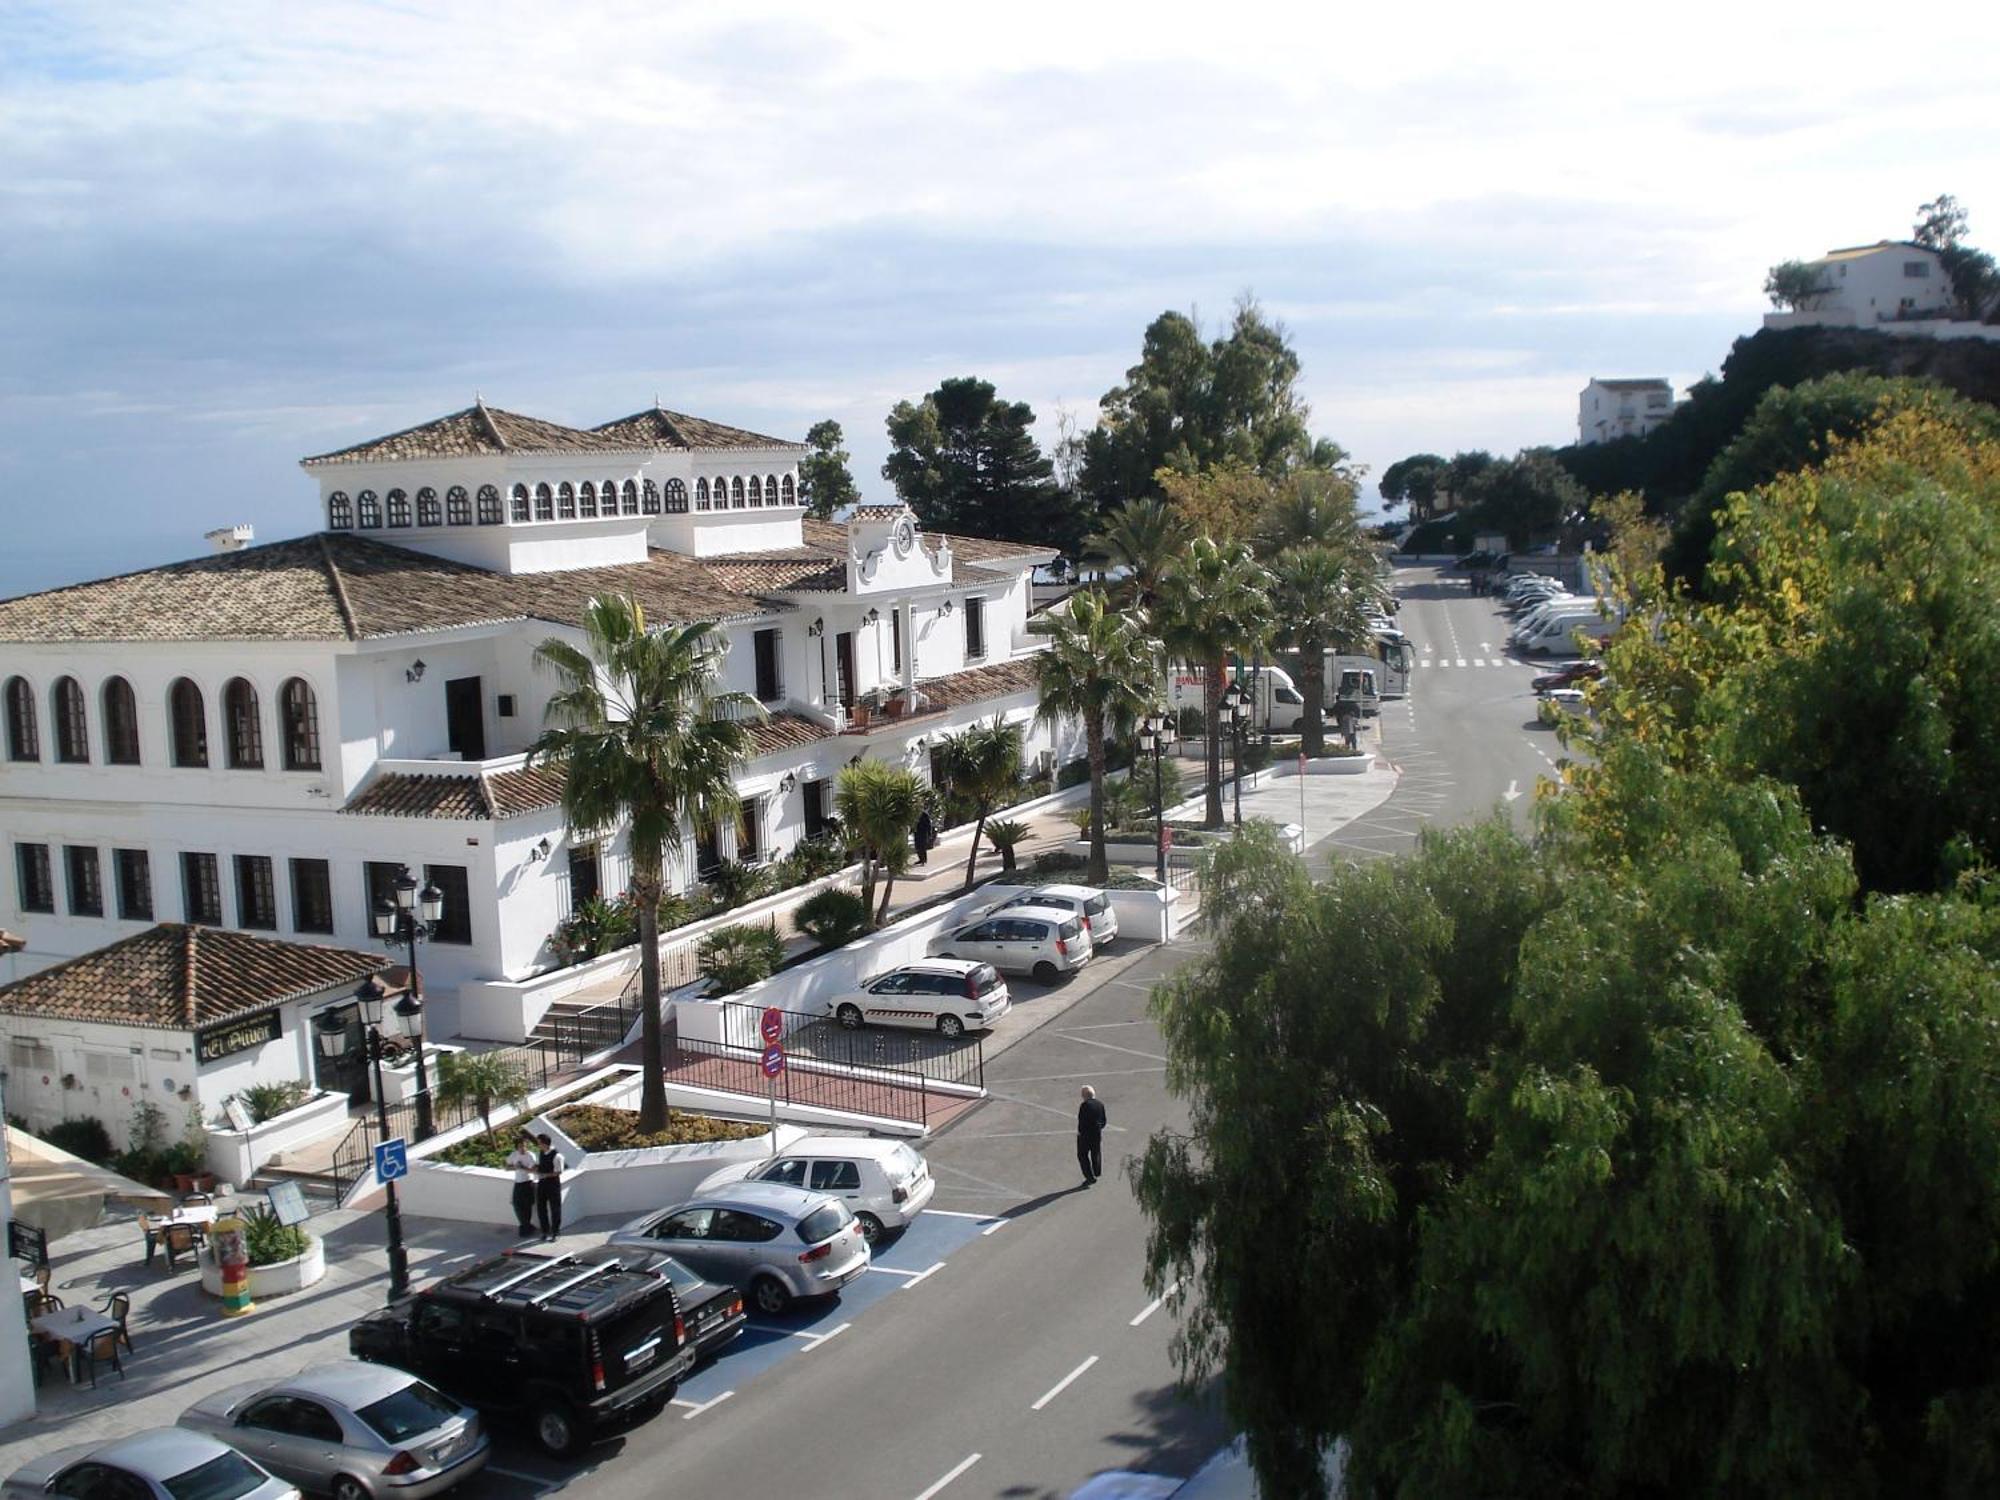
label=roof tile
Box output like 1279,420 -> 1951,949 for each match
341,773 -> 491,820
303,404 -> 648,467
593,406 -> 802,451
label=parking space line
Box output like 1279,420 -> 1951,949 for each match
672,1389 -> 735,1419
868,1259 -> 946,1286
922,1209 -> 1005,1223
485,1466 -> 560,1484
1130,1280 -> 1180,1326
913,1453 -> 982,1500
1031,1354 -> 1100,1410
1052,1031 -> 1169,1063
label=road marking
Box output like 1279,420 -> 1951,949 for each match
672,1389 -> 735,1419
1504,780 -> 1521,802
1003,1066 -> 1166,1083
1456,659 -> 1467,667
981,1217 -> 1008,1235
1130,1280 -> 1181,1325
485,1466 -> 561,1483
869,1260 -> 947,1288
1032,1354 -> 1101,1410
1053,1031 -> 1170,1063
922,1208 -> 1008,1225
1473,658 -> 1487,667
751,1320 -> 853,1348
913,1453 -> 982,1500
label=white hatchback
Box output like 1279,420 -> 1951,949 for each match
929,903 -> 1094,984
696,1137 -> 935,1244
986,884 -> 1119,946
828,958 -> 1011,1038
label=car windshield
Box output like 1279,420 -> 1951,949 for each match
971,965 -> 1002,996
358,1380 -> 463,1442
796,1203 -> 852,1243
1059,918 -> 1082,940
888,1143 -> 924,1177
164,1452 -> 270,1500
1084,895 -> 1109,916
653,1257 -> 702,1294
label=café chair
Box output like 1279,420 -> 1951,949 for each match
180,1192 -> 213,1208
27,1332 -> 62,1387
98,1291 -> 133,1353
81,1326 -> 123,1386
159,1224 -> 197,1275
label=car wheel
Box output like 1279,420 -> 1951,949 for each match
750,1275 -> 793,1317
936,1015 -> 966,1040
855,1211 -> 885,1245
331,1477 -> 370,1500
835,1003 -> 863,1030
533,1393 -> 587,1457
1032,961 -> 1058,985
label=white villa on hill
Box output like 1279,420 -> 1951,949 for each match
0,400 -> 1067,1141
1763,239 -> 2000,343
1577,377 -> 1675,446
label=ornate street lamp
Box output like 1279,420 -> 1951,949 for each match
1222,682 -> 1247,828
372,866 -> 444,1141
315,976 -> 412,1302
1137,710 -> 1170,884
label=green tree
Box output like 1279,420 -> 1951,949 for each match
1083,496 -> 1190,609
834,759 -> 926,924
1255,468 -> 1369,559
1158,537 -> 1272,828
1157,460 -> 1272,544
1376,453 -> 1447,516
1914,193 -> 2000,321
530,597 -> 758,1132
797,419 -> 860,521
1442,449 -> 1496,510
1763,258 -> 1834,310
1266,544 -> 1381,755
1462,448 -> 1585,548
1032,589 -> 1157,884
881,377 -> 1067,548
436,1051 -> 532,1141
930,717 -> 1025,890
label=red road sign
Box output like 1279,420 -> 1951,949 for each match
761,1043 -> 786,1078
759,1007 -> 784,1045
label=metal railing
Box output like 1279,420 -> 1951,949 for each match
720,1001 -> 985,1089
668,1034 -> 939,1127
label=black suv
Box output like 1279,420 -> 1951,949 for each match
349,1250 -> 694,1457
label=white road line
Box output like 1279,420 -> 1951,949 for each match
901,1261 -> 948,1289
1456,659 -> 1468,667
751,1320 -> 853,1347
868,1260 -> 947,1286
672,1389 -> 735,1419
922,1209 -> 1007,1224
1031,1354 -> 1101,1410
1130,1280 -> 1181,1325
981,1217 -> 1008,1235
1003,1066 -> 1167,1083
912,1453 -> 982,1500
1473,658 -> 1487,667
1053,1031 -> 1170,1063
485,1466 -> 560,1483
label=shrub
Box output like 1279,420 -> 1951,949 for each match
984,818 -> 1030,872
437,1051 -> 531,1139
552,895 -> 638,964
707,860 -> 775,909
793,887 -> 870,950
549,1103 -> 765,1151
433,1132 -> 517,1169
46,1117 -> 113,1165
1056,757 -> 1091,790
1033,850 -> 1089,875
698,922 -> 787,994
1175,706 -> 1206,740
241,1205 -> 310,1267
231,1080 -> 313,1126
1242,739 -> 1275,774
780,833 -> 850,883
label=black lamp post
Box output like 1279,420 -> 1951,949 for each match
315,977 -> 412,1303
1222,682 -> 1246,828
373,867 -> 444,1141
1138,710 -> 1169,884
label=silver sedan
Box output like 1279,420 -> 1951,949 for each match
4,1428 -> 297,1500
179,1361 -> 488,1500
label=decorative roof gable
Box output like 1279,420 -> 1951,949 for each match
593,405 -> 803,452
302,402 -> 649,467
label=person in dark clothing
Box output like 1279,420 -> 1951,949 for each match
534,1133 -> 563,1241
1077,1085 -> 1107,1186
913,807 -> 936,866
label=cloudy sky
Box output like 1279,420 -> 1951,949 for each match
3,0 -> 1996,596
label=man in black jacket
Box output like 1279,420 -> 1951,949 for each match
1077,1085 -> 1107,1187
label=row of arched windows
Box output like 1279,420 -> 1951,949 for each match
694,474 -> 796,512
326,473 -> 798,531
5,674 -> 320,773
328,484 -> 503,531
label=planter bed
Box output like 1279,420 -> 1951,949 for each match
198,1236 -> 325,1301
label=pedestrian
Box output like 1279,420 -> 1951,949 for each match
1076,1085 -> 1107,1187
534,1132 -> 563,1241
913,806 -> 935,866
505,1131 -> 538,1237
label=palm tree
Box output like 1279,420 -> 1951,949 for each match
1158,538 -> 1272,828
1267,545 -> 1382,755
1084,497 -> 1190,609
530,595 -> 759,1133
931,718 -> 1026,890
1256,469 -> 1367,559
835,759 -> 926,925
1034,588 -> 1158,884
436,1050 -> 532,1142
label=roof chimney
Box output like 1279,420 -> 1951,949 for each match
205,524 -> 255,553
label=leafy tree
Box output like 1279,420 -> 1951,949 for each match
1442,449 -> 1496,510
1914,193 -> 2000,321
1256,468 -> 1369,559
1033,588 -> 1157,883
930,717 -> 1025,890
1763,258 -> 1833,310
1461,448 -> 1585,549
1157,537 -> 1271,828
1266,544 -> 1382,755
797,419 -> 860,521
834,759 -> 925,924
882,377 -> 1067,549
1157,459 -> 1272,543
1377,453 -> 1447,516
436,1050 -> 531,1141
530,597 -> 758,1132
1084,496 -> 1190,609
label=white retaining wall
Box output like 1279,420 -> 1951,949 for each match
204,1089 -> 350,1187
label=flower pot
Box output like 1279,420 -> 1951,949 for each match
199,1235 -> 325,1300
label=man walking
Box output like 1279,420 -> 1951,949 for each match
505,1132 -> 538,1237
1077,1085 -> 1107,1187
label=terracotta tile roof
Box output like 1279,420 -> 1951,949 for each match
342,773 -> 491,820
747,712 -> 835,757
487,763 -> 567,818
911,655 -> 1041,711
0,924 -> 387,1032
1589,378 -> 1672,392
594,406 -> 802,451
302,403 -> 648,467
849,503 -> 910,520
700,549 -> 847,595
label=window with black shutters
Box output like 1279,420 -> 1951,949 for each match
737,798 -> 762,862
115,849 -> 152,921
5,677 -> 39,762
963,597 -> 986,660
891,610 -> 902,674
753,628 -> 783,704
364,861 -> 401,929
236,855 -> 277,930
568,843 -> 601,911
424,865 -> 472,944
16,844 -> 52,913
53,678 -> 88,763
291,858 -> 333,934
64,846 -> 102,917
169,679 -> 208,767
182,852 -> 222,925
102,677 -> 141,764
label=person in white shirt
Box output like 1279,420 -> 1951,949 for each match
505,1133 -> 538,1237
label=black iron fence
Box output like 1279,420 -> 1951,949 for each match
669,1034 -> 941,1127
719,1001 -> 985,1089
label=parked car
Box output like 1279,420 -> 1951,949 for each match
929,905 -> 1093,984
695,1136 -> 935,1243
179,1362 -> 488,1500
1532,660 -> 1605,694
564,1245 -> 747,1363
348,1250 -> 693,1459
608,1180 -> 871,1317
828,958 -> 1011,1038
4,1429 -> 298,1500
985,884 -> 1119,946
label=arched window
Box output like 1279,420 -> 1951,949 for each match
510,484 -> 531,523
747,475 -> 763,507
357,491 -> 382,528
780,474 -> 797,505
582,482 -> 601,518
766,474 -> 781,505
694,479 -> 711,511
621,480 -> 639,516
643,480 -> 662,515
386,489 -> 412,528
5,677 -> 39,762
416,487 -> 442,527
534,484 -> 554,522
52,677 -> 88,763
102,677 -> 140,764
168,678 -> 208,768
328,492 -> 353,529
557,483 -> 576,519
223,678 -> 263,769
478,485 -> 503,525
447,486 -> 472,525
731,476 -> 746,508
663,479 -> 687,514
280,678 -> 321,772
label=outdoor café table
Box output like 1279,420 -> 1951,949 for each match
31,1304 -> 118,1383
17,1273 -> 34,1296
162,1204 -> 218,1227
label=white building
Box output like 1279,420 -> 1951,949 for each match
1578,377 -> 1675,446
0,400 -> 1064,1084
1762,240 -> 2000,342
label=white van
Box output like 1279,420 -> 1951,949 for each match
1167,665 -> 1309,733
1517,610 -> 1614,656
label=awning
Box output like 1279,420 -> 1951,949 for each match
5,1125 -> 171,1243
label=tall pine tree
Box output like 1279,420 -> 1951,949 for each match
881,377 -> 1070,550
